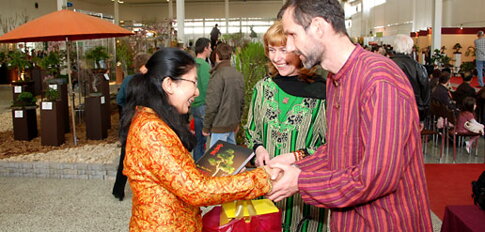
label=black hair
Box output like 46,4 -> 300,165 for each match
462,97 -> 476,112
277,0 -> 347,36
120,48 -> 196,150
439,71 -> 450,84
461,71 -> 473,82
194,38 -> 211,55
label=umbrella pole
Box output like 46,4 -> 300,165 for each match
66,37 -> 78,145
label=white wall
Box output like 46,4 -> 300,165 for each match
0,0 -> 57,34
347,0 -> 485,37
118,1 -> 283,23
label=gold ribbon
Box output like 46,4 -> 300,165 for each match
235,200 -> 258,222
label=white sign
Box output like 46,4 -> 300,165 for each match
49,84 -> 58,90
100,96 -> 105,104
14,86 -> 22,93
42,102 -> 53,110
14,110 -> 23,118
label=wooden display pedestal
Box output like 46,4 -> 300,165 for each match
85,94 -> 108,140
12,106 -> 38,141
40,101 -> 65,146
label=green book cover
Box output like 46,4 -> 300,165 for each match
196,140 -> 255,177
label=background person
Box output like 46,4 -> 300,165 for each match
112,52 -> 151,201
245,20 -> 327,232
391,34 -> 430,123
203,43 -> 244,147
190,38 -> 212,161
474,30 -> 485,87
120,48 -> 272,231
210,24 -> 221,50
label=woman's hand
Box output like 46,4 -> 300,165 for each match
255,146 -> 270,167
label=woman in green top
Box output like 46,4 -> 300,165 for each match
245,21 -> 327,232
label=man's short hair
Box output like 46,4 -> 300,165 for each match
461,71 -> 473,82
215,43 -> 232,60
393,34 -> 414,55
277,0 -> 347,36
478,30 -> 484,37
133,53 -> 151,70
439,71 -> 451,84
194,38 -> 210,55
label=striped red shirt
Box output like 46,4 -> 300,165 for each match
296,45 -> 433,231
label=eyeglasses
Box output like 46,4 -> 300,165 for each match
179,78 -> 197,85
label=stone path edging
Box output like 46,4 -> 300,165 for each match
0,161 -> 117,180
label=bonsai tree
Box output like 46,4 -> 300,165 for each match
44,88 -> 60,102
460,62 -> 476,73
430,49 -> 451,68
7,50 -> 32,81
85,46 -> 109,70
37,51 -> 63,78
12,92 -> 36,108
453,43 -> 462,54
465,46 -> 476,57
208,149 -> 236,176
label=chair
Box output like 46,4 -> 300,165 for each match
428,101 -> 457,160
448,110 -> 483,161
421,114 -> 442,156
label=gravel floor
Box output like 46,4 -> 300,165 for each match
2,143 -> 120,164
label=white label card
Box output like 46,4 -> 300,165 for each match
14,86 -> 22,93
100,96 -> 105,104
42,102 -> 53,110
14,110 -> 23,118
49,84 -> 58,90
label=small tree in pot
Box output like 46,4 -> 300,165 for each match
40,87 -> 65,146
11,92 -> 38,140
85,46 -> 109,72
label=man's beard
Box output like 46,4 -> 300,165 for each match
300,50 -> 321,69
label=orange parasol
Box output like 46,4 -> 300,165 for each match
0,9 -> 132,43
0,9 -> 133,145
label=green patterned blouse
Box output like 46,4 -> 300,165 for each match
245,76 -> 328,232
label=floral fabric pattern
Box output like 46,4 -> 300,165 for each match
123,107 -> 271,232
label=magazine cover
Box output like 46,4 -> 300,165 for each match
196,140 -> 255,177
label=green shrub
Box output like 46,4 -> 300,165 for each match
44,88 -> 60,102
12,92 -> 36,107
233,42 -> 268,144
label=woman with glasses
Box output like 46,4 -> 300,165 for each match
120,48 -> 272,231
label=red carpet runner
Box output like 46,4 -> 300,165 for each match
424,164 -> 485,219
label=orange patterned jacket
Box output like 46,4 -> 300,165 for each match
123,107 -> 271,231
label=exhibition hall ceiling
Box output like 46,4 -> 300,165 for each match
80,0 -> 269,4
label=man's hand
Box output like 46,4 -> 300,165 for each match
267,152 -> 296,166
266,163 -> 301,202
255,146 -> 270,167
202,131 -> 210,137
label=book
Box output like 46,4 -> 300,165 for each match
196,140 -> 255,177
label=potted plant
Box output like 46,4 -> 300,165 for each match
39,52 -> 70,134
40,87 -> 65,146
85,46 -> 110,72
453,43 -> 463,73
453,43 -> 462,54
11,92 -> 38,141
7,50 -> 32,82
234,42 -> 267,144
